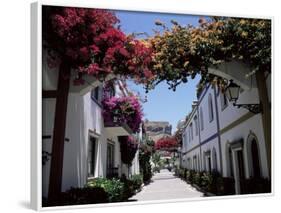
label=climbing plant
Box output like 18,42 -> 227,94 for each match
146,17 -> 271,92
155,136 -> 179,151
119,136 -> 138,165
43,6 -> 154,85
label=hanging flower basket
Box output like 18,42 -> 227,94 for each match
102,96 -> 143,133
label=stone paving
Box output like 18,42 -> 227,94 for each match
129,169 -> 204,202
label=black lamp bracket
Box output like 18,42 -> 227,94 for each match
233,102 -> 262,114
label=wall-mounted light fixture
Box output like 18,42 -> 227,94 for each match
225,80 -> 262,114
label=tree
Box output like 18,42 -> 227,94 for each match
147,17 -> 271,92
147,17 -> 271,175
155,136 -> 179,151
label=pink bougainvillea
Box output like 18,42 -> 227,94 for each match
155,136 -> 179,151
43,6 -> 155,84
102,96 -> 143,133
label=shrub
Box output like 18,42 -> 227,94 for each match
153,166 -> 160,173
189,170 -> 196,183
119,174 -> 143,199
120,175 -> 134,199
201,172 -> 213,191
194,172 -> 203,187
44,187 -> 108,206
130,174 -> 143,191
139,150 -> 152,183
86,178 -> 124,202
198,171 -> 226,195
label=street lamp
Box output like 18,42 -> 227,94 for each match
225,80 -> 262,114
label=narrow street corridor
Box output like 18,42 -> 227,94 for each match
130,169 -> 204,201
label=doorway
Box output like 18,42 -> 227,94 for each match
88,137 -> 97,177
251,139 -> 261,178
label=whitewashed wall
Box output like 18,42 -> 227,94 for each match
42,99 -> 56,198
180,82 -> 268,182
42,92 -> 107,198
198,86 -> 219,142
220,114 -> 268,178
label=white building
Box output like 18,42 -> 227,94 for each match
179,78 -> 270,194
42,52 -> 141,198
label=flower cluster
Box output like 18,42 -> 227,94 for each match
119,136 -> 138,165
147,17 -> 271,91
102,96 -> 143,133
155,136 -> 179,151
43,6 -> 155,85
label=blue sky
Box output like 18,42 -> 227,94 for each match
115,10 -> 201,133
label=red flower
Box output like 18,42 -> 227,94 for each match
86,63 -> 101,75
79,47 -> 89,61
155,137 -> 178,151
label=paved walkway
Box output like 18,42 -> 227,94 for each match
130,169 -> 204,201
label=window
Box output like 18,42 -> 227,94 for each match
189,123 -> 193,141
185,129 -> 189,144
106,142 -> 115,177
207,155 -> 211,172
187,158 -> 191,169
104,84 -> 115,99
197,154 -> 200,171
212,148 -> 218,172
204,151 -> 211,172
88,137 -> 97,177
208,94 -> 214,122
229,148 -> 234,177
251,139 -> 261,178
91,86 -> 102,104
200,107 -> 204,130
194,115 -> 199,136
193,156 -> 197,171
220,92 -> 228,110
182,132 -> 185,150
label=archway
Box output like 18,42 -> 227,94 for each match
225,142 -> 234,177
212,147 -> 218,172
247,133 -> 262,178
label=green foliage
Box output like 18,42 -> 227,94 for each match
119,174 -> 143,199
153,166 -> 161,173
139,148 -> 152,183
86,178 -> 124,202
130,174 -> 143,191
152,152 -> 162,169
194,172 -> 203,186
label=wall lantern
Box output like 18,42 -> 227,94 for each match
225,80 -> 262,114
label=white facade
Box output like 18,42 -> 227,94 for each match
42,58 -> 140,198
180,80 -> 270,194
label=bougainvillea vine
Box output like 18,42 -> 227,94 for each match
102,95 -> 143,133
119,136 -> 138,165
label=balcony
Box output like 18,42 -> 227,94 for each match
102,96 -> 143,137
104,120 -> 133,137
